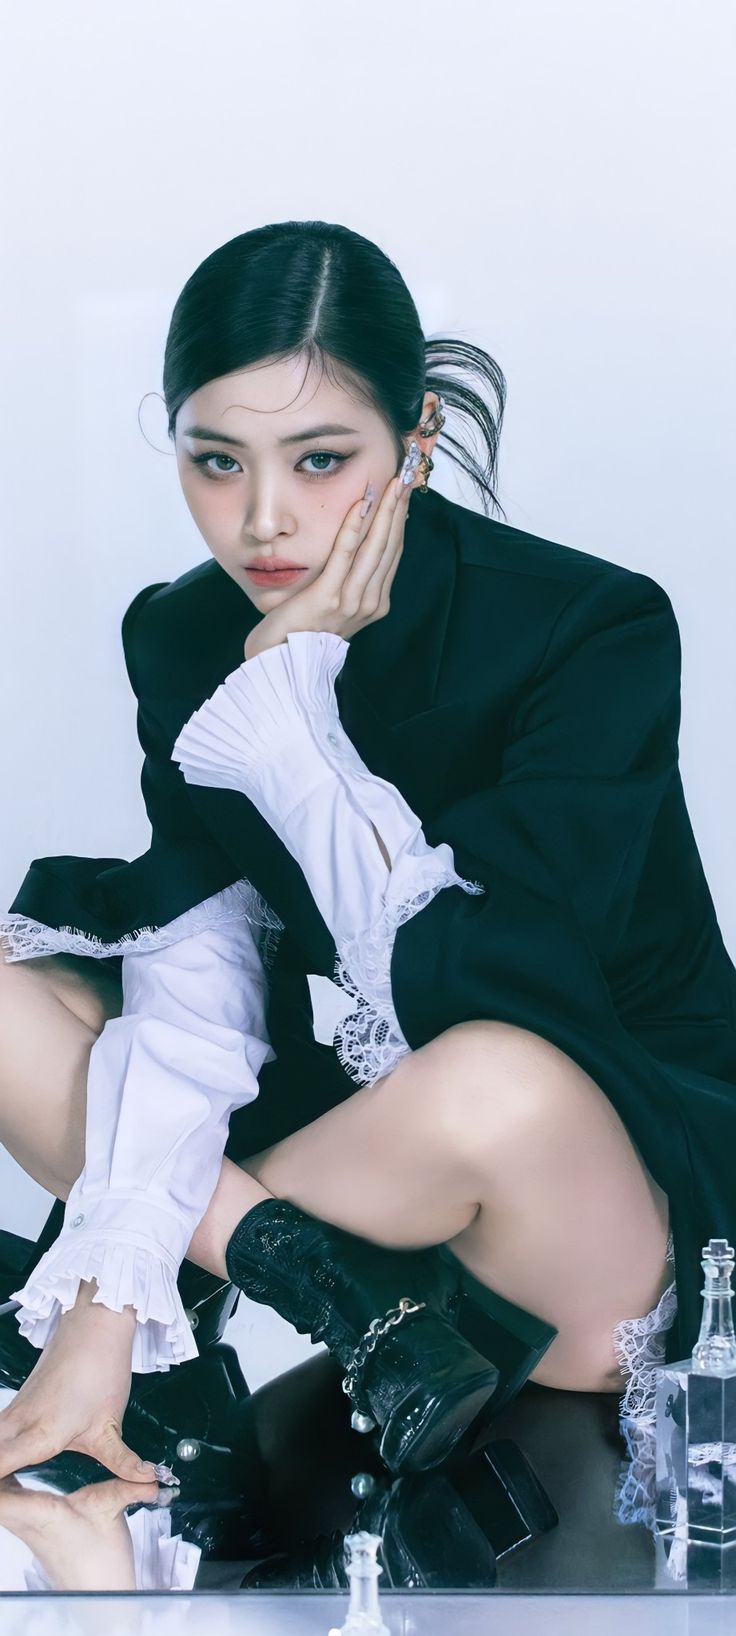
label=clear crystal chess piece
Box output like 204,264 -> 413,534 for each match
655,1237 -> 736,1547
327,1530 -> 390,1636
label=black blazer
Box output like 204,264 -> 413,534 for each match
10,487 -> 736,1358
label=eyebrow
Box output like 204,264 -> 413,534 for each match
182,422 -> 360,447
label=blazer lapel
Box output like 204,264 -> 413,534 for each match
336,486 -> 458,725
334,488 -> 461,804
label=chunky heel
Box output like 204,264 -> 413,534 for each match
440,1246 -> 558,1432
374,1315 -> 501,1473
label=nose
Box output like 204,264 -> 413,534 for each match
242,478 -> 296,540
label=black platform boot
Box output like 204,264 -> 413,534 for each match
438,1245 -> 559,1445
224,1198 -> 500,1475
242,1440 -> 558,1590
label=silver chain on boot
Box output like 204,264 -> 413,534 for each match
341,1297 -> 427,1433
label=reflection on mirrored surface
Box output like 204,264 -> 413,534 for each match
654,1237 -> 736,1561
2,1252 -> 736,1601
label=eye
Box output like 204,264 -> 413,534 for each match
189,452 -> 241,478
188,449 -> 350,481
297,450 -> 350,478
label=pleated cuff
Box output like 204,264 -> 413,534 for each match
171,630 -> 352,820
11,1225 -> 198,1373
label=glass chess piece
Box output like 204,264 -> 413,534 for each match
655,1236 -> 736,1548
327,1530 -> 390,1636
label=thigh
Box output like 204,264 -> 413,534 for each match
244,1014 -> 672,1392
445,1022 -> 672,1391
0,951 -> 123,1196
226,1034 -> 356,1163
9,952 -> 124,1033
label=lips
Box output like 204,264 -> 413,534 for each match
247,558 -> 305,571
245,565 -> 308,588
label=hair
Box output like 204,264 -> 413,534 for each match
162,220 -> 508,521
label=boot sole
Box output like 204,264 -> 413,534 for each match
379,1362 -> 499,1474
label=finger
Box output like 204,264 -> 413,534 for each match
349,476 -> 412,604
106,1476 -> 162,1507
340,477 -> 411,608
319,474 -> 405,597
74,1476 -> 161,1517
369,519 -> 407,608
87,1419 -> 158,1485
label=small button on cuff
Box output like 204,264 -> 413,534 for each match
326,731 -> 339,748
70,1214 -> 85,1229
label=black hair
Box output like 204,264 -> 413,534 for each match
162,219 -> 508,520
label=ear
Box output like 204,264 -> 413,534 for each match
416,392 -> 444,460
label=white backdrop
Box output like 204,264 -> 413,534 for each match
1,0 -> 734,1263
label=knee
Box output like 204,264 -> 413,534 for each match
417,1019 -> 581,1150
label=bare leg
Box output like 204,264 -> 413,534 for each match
201,1020 -> 671,1390
0,950 -> 271,1244
0,957 -> 669,1392
0,954 -> 109,1198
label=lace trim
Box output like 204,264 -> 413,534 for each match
332,871 -> 486,1086
0,877 -> 286,974
612,1229 -> 678,1529
611,1229 -> 678,1426
613,1417 -> 659,1531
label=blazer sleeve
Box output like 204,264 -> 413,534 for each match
0,583 -> 283,960
119,583 -> 263,929
387,569 -> 683,1053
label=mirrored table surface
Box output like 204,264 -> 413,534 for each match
1,1343 -> 733,1602
1,1215 -> 733,1606
1,1593 -> 736,1636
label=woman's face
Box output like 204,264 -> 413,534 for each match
174,353 -> 425,607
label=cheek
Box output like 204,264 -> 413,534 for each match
181,475 -> 235,528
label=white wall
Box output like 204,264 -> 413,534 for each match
1,0 -> 734,1268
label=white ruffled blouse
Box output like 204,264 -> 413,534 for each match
0,629 -> 677,1457
1,630 -> 479,1373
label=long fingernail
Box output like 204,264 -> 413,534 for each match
152,1461 -> 180,1487
396,441 -> 421,494
359,481 -> 375,519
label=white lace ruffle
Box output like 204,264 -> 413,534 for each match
613,1417 -> 659,1530
332,861 -> 486,1086
612,1230 -> 678,1427
611,1229 -> 678,1529
0,876 -> 285,974
11,1227 -> 199,1373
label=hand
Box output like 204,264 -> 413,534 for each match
0,1279 -> 159,1484
0,1474 -> 162,1591
243,467 -> 414,661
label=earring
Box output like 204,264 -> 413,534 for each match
417,452 -> 434,493
416,394 -> 446,493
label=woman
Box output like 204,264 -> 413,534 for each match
1,220 -> 734,1488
